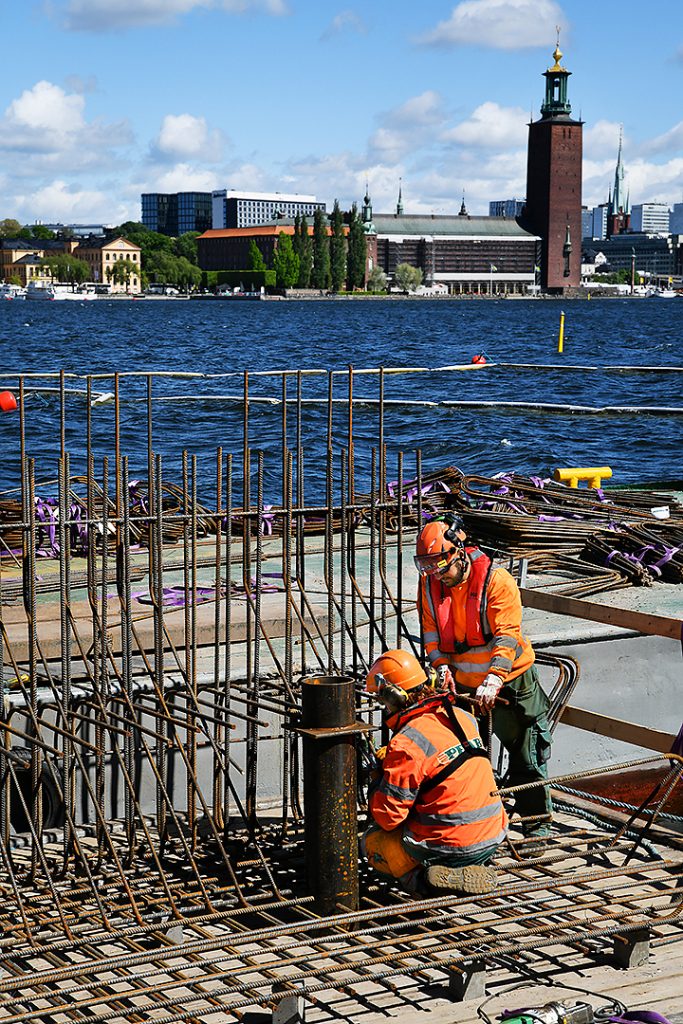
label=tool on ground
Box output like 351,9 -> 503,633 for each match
500,1002 -> 593,1023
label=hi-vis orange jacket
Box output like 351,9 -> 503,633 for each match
370,695 -> 507,858
418,547 -> 534,690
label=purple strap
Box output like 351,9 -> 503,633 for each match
260,504 -> 275,536
607,1013 -> 673,1023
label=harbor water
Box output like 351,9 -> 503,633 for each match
1,296 -> 681,495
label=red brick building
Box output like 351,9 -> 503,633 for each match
523,44 -> 583,292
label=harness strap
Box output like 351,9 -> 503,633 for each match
418,696 -> 490,796
418,746 -> 490,796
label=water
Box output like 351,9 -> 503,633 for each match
1,297 -> 681,499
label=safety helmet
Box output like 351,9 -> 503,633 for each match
366,649 -> 428,696
414,513 -> 465,576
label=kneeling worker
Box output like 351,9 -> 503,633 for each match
362,649 -> 507,894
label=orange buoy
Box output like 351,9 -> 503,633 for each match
0,391 -> 17,413
471,354 -> 487,365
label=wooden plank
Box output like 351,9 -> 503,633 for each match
560,704 -> 677,752
520,587 -> 682,640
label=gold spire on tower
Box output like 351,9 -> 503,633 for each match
549,26 -> 566,71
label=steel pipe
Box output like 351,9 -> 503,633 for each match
300,675 -> 361,914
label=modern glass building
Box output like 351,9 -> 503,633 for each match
141,193 -> 213,236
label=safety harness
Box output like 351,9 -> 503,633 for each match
417,696 -> 490,797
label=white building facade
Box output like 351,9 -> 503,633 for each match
630,203 -> 670,235
211,190 -> 325,230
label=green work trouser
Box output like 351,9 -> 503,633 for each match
491,665 -> 553,830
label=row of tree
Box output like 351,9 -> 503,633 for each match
249,202 -> 369,291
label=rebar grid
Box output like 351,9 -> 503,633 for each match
0,368 -> 682,1021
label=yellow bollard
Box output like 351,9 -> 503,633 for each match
554,466 -> 613,490
558,310 -> 565,353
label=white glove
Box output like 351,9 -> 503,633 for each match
437,665 -> 455,693
475,673 -> 503,710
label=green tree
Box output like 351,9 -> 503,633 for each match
329,199 -> 346,293
30,224 -> 56,240
297,214 -> 312,288
176,256 -> 202,291
345,203 -> 367,291
393,262 -> 423,293
272,232 -> 300,288
0,218 -> 22,238
144,250 -> 180,285
311,208 -> 330,290
41,253 -> 90,287
107,257 -> 140,293
175,231 -> 200,264
366,266 -> 387,292
247,239 -> 267,272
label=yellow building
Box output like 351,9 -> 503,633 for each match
73,236 -> 141,293
0,240 -> 60,285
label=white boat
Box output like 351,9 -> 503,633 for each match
25,281 -> 97,301
0,283 -> 26,300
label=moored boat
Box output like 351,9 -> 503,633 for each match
25,281 -> 97,301
0,282 -> 26,300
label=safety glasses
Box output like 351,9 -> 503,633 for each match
413,550 -> 457,576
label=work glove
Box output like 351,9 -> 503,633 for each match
475,672 -> 503,710
436,665 -> 455,694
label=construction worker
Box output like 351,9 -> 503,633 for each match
415,512 -> 552,846
362,649 -> 507,894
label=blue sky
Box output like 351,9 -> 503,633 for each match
2,0 -> 683,225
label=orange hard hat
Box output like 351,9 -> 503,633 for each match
415,515 -> 465,576
366,649 -> 427,695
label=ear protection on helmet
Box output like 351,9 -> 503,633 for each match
370,672 -> 411,714
433,511 -> 465,546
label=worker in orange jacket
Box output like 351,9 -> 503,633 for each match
362,649 -> 507,894
415,513 -> 552,844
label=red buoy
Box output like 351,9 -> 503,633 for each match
0,391 -> 17,413
471,354 -> 487,365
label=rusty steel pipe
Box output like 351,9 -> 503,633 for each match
301,675 -> 360,915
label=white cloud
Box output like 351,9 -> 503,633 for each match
369,91 -> 446,162
419,0 -> 567,50
10,180 -> 128,223
443,102 -> 528,149
61,0 -> 287,31
7,81 -> 85,137
153,114 -> 224,161
583,120 -> 623,161
0,81 -> 132,163
320,10 -> 367,41
151,163 -> 221,193
643,120 -> 683,156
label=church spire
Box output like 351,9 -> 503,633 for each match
612,126 -> 629,214
396,179 -> 404,216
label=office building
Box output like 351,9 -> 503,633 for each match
489,199 -> 525,218
141,192 -> 213,236
211,190 -> 325,230
630,203 -> 670,235
671,203 -> 683,234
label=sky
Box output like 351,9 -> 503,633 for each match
2,0 -> 683,226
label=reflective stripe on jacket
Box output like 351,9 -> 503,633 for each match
369,697 -> 508,858
419,552 -> 534,689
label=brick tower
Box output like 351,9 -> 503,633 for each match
523,42 -> 583,293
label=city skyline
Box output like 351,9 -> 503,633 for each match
2,0 -> 683,226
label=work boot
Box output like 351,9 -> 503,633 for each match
426,863 -> 497,894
